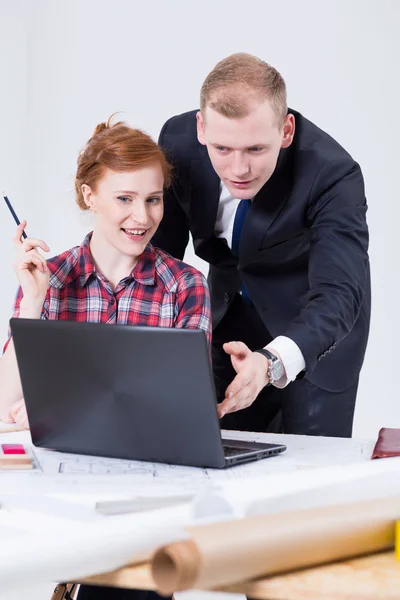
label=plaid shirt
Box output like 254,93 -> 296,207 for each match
5,233 -> 211,350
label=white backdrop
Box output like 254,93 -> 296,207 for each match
0,0 -> 399,437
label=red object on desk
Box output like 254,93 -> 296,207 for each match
1,443 -> 26,455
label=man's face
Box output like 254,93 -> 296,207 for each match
197,100 -> 294,199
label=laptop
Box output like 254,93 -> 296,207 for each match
10,318 -> 286,469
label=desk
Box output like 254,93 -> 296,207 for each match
1,426 -> 399,599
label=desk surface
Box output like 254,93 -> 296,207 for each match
0,427 -> 375,489
0,424 -> 388,596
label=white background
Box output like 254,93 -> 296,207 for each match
0,0 -> 399,439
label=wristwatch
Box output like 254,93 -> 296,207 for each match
254,348 -> 284,385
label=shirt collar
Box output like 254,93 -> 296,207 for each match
131,244 -> 156,285
78,234 -> 97,288
78,233 -> 156,288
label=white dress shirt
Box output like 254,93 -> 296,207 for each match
214,182 -> 306,387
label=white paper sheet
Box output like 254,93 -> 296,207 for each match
0,429 -> 376,495
0,503 -> 192,590
193,454 -> 400,519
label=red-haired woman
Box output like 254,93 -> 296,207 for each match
0,119 -> 211,600
0,118 -> 211,431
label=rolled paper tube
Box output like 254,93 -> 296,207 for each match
151,495 -> 400,595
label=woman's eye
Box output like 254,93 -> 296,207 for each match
147,196 -> 162,204
117,196 -> 131,204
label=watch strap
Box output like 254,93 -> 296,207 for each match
254,348 -> 276,362
254,348 -> 276,385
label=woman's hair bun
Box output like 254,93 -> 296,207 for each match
93,122 -> 108,136
93,114 -> 123,137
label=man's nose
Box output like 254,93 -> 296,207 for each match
230,153 -> 250,179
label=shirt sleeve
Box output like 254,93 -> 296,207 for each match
267,335 -> 306,389
2,287 -> 49,354
174,270 -> 212,350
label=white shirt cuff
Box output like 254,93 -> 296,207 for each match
266,336 -> 306,389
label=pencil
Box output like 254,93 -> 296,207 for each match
2,193 -> 27,239
0,426 -> 28,434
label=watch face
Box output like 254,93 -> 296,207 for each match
271,360 -> 284,381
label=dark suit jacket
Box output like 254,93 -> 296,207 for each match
153,109 -> 371,393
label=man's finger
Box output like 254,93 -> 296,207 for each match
217,404 -> 225,418
225,371 -> 253,399
217,398 -> 237,418
223,341 -> 249,358
218,389 -> 253,417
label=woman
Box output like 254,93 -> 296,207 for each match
0,119 -> 211,600
0,118 -> 211,428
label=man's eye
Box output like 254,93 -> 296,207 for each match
117,196 -> 131,203
249,147 -> 263,152
216,146 -> 228,152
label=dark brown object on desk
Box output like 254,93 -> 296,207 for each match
51,583 -> 78,600
371,427 -> 400,459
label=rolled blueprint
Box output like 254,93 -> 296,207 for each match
151,495 -> 400,594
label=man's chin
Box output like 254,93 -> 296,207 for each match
225,183 -> 259,200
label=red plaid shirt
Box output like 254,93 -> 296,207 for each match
5,233 -> 211,350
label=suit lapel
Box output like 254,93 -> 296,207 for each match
189,145 -> 220,243
240,146 -> 293,267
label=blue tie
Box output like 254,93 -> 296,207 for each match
231,199 -> 251,302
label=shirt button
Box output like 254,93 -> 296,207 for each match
224,293 -> 231,303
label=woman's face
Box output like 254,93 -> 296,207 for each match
82,164 -> 164,260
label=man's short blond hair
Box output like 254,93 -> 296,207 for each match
200,53 -> 287,128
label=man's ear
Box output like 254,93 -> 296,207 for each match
196,111 -> 207,146
281,113 -> 295,149
81,184 -> 96,211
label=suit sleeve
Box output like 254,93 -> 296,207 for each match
282,160 -> 369,375
152,119 -> 190,260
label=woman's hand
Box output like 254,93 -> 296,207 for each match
3,398 -> 29,429
13,221 -> 50,305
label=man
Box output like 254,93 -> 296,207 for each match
153,53 -> 370,438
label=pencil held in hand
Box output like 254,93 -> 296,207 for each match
13,222 -> 50,303
3,193 -> 27,239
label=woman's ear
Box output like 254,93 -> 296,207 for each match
81,184 -> 96,211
